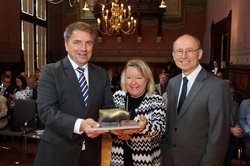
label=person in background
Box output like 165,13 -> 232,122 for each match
7,75 -> 31,130
108,67 -> 120,93
239,98 -> 250,166
226,79 -> 243,106
110,59 -> 166,166
0,74 -> 16,100
165,62 -> 175,78
0,95 -> 8,129
26,75 -> 38,100
155,73 -> 169,96
34,21 -> 115,166
35,68 -> 41,82
211,60 -> 222,75
223,79 -> 243,166
3,70 -> 15,85
4,70 -> 12,76
163,34 -> 231,166
9,75 -> 32,104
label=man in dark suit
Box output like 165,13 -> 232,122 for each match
0,74 -> 16,100
163,34 -> 231,166
34,22 -> 115,166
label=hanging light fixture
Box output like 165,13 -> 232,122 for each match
82,2 -> 90,11
159,0 -> 167,8
47,0 -> 80,7
97,0 -> 137,35
48,0 -> 90,10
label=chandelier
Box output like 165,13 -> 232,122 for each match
96,0 -> 136,35
47,0 -> 79,7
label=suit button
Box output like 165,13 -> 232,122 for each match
173,144 -> 176,147
174,128 -> 177,131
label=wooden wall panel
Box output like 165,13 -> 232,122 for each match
0,0 -> 22,75
229,66 -> 250,99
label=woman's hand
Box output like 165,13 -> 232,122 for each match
110,129 -> 132,140
123,116 -> 147,135
110,116 -> 148,140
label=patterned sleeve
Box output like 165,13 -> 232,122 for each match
138,95 -> 166,139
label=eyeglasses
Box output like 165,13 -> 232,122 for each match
173,48 -> 200,56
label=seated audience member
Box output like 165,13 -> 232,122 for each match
0,74 -> 16,100
9,75 -> 32,108
26,75 -> 38,100
155,73 -> 169,96
4,70 -> 12,76
239,98 -> 250,166
3,70 -> 15,84
0,95 -> 8,129
110,59 -> 166,166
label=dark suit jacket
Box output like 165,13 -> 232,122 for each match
165,68 -> 231,166
34,57 -> 115,166
2,84 -> 16,99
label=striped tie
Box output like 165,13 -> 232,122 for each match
76,67 -> 89,106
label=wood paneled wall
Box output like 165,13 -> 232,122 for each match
229,66 -> 250,99
0,0 -> 22,76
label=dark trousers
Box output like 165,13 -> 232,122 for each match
224,134 -> 243,166
243,136 -> 250,166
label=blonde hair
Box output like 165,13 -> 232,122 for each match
120,59 -> 155,96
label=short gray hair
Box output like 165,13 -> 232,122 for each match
63,22 -> 97,41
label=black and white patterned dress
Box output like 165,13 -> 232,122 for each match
110,90 -> 166,166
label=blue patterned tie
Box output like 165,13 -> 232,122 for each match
177,77 -> 188,114
76,67 -> 89,106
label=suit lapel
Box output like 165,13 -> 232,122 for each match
172,75 -> 182,122
176,69 -> 207,121
62,57 -> 88,112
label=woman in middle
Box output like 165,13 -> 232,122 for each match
110,59 -> 167,166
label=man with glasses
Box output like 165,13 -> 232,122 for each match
162,34 -> 231,166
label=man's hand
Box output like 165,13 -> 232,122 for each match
80,118 -> 106,138
230,126 -> 243,138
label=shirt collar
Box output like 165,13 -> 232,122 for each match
182,64 -> 202,85
67,55 -> 88,72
